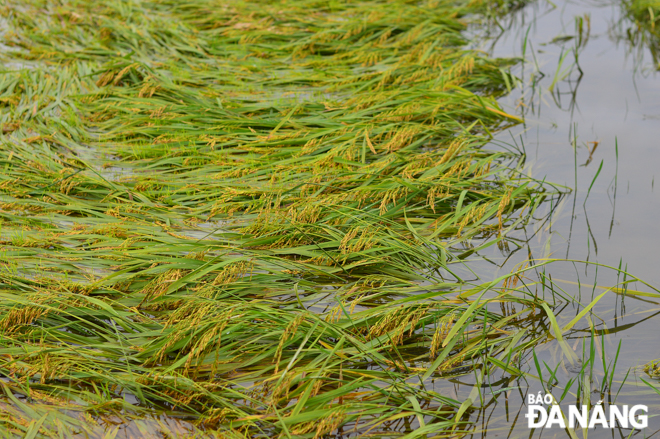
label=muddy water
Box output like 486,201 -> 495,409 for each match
433,1 -> 660,438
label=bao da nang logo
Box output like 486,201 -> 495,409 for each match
526,393 -> 648,429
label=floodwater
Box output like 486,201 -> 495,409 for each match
436,0 -> 660,438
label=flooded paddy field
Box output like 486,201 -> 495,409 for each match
0,0 -> 659,438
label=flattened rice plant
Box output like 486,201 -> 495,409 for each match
0,0 -> 573,436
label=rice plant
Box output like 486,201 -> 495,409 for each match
0,0 -> 653,437
621,0 -> 660,68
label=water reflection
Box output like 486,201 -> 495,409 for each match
449,0 -> 660,437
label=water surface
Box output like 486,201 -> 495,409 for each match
443,1 -> 660,437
